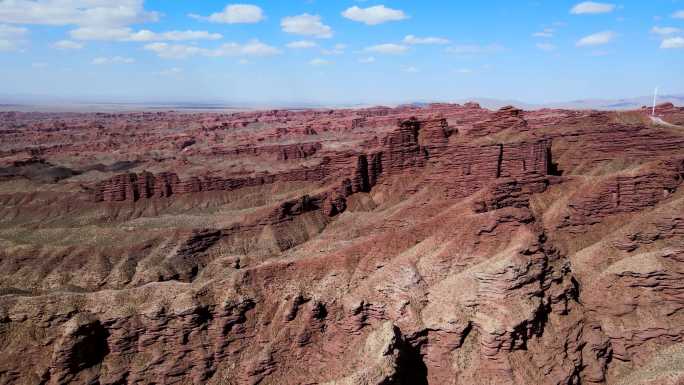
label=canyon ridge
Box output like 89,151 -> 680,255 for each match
1,102 -> 683,385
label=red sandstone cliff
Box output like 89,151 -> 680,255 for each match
1,103 -> 684,385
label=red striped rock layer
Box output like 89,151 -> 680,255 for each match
93,172 -> 178,202
549,124 -> 684,173
208,142 -> 322,161
92,117 -> 552,205
559,159 -> 684,232
468,105 -> 528,137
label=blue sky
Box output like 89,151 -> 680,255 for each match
1,0 -> 683,105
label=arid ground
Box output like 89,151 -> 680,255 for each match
1,102 -> 683,385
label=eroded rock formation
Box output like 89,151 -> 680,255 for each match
1,103 -> 684,384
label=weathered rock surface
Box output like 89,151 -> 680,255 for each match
1,103 -> 684,384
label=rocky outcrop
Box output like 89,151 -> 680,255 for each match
613,216 -> 684,252
469,105 -> 528,137
418,118 -> 453,148
92,171 -> 180,202
213,142 -> 322,161
559,160 -> 684,232
423,139 -> 552,198
49,314 -> 110,385
473,175 -> 552,213
377,117 -> 427,174
3,104 -> 684,385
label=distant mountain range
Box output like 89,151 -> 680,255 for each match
1,94 -> 683,112
452,94 -> 684,111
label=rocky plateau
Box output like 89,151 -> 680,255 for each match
0,102 -> 683,385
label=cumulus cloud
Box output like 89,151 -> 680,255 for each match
322,43 -> 346,55
0,1 -> 219,46
651,26 -> 681,35
309,58 -> 330,66
403,35 -> 449,45
536,43 -> 557,51
0,24 -> 27,37
142,30 -> 222,41
576,31 -> 616,46
445,44 -> 504,54
661,37 -> 684,49
92,56 -> 135,65
533,28 -> 554,38
52,39 -> 83,49
286,40 -> 317,49
190,4 -> 264,24
144,40 -> 281,59
365,43 -> 408,54
570,2 -> 616,15
237,40 -> 281,56
0,24 -> 27,51
70,27 -> 222,42
281,14 -> 332,38
342,5 -> 408,25
0,0 -> 158,27
143,43 -> 204,59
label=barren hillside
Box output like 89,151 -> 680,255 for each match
0,102 -> 683,385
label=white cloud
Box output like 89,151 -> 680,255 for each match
358,56 -> 375,63
0,24 -> 27,51
576,31 -> 616,46
286,40 -> 317,49
651,26 -> 681,35
454,68 -> 472,74
365,43 -> 408,54
92,56 -> 135,65
0,0 -> 158,27
159,67 -> 182,76
237,40 -> 281,56
31,62 -> 48,68
536,43 -> 557,51
144,40 -> 281,59
52,39 -> 83,49
144,30 -> 222,41
192,4 -> 264,24
281,14 -> 332,38
143,43 -> 204,59
322,43 -> 346,55
1,1 -> 219,47
70,27 -> 132,40
403,35 -> 449,45
533,28 -> 554,38
661,37 -> 684,49
570,2 -> 616,15
0,24 -> 27,37
70,27 -> 222,42
309,58 -> 330,66
402,66 -> 419,73
342,5 -> 407,25
673,10 -> 684,19
445,44 -> 504,54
